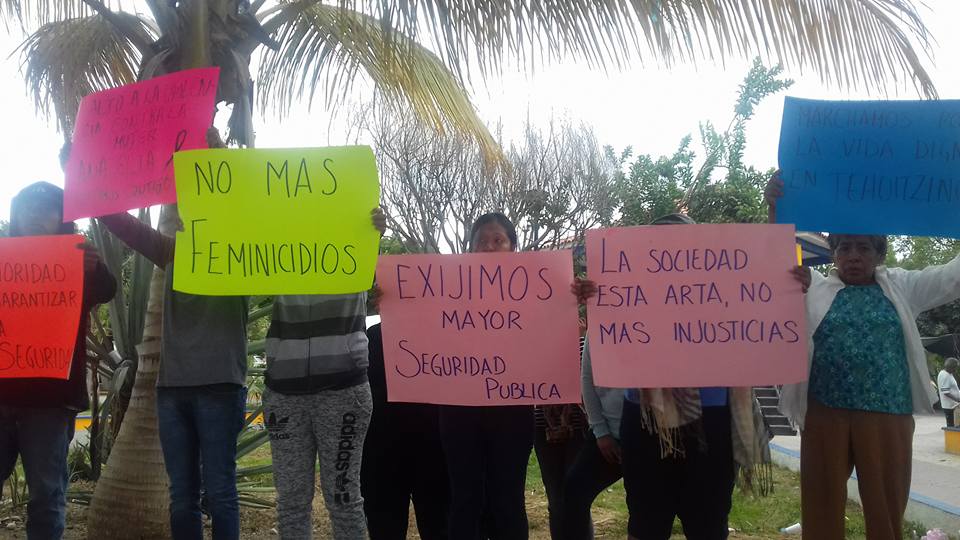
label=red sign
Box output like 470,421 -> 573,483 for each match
0,235 -> 85,379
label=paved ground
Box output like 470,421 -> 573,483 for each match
770,413 -> 960,535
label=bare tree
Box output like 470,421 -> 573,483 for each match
360,101 -> 617,253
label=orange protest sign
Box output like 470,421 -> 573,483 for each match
0,235 -> 85,380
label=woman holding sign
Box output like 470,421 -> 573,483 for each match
439,212 -> 536,540
0,182 -> 117,539
571,213 -> 772,540
768,173 -> 960,540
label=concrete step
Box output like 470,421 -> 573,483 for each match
770,425 -> 798,436
757,396 -> 780,407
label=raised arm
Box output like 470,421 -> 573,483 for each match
889,254 -> 960,314
764,170 -> 784,225
98,213 -> 176,268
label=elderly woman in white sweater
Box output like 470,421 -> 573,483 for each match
767,172 -> 960,540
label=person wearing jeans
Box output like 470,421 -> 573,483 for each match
157,385 -> 248,538
0,182 -> 117,539
101,183 -> 249,539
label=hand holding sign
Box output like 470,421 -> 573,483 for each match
0,235 -> 85,380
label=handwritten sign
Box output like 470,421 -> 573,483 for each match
0,235 -> 84,380
777,97 -> 960,237
172,146 -> 380,295
377,251 -> 582,406
585,224 -> 808,388
64,68 -> 220,221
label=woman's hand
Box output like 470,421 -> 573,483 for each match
571,277 -> 598,305
791,265 -> 812,293
596,435 -> 622,464
206,126 -> 227,149
59,140 -> 72,171
371,207 -> 387,236
765,170 -> 784,224
368,283 -> 384,311
77,242 -> 103,273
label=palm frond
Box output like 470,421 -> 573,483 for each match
17,12 -> 151,135
1,0 -> 86,29
258,2 -> 499,158
0,0 -> 137,33
335,0 -> 936,97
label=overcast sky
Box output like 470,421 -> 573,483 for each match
0,1 -> 958,222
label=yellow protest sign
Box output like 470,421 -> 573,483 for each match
172,146 -> 380,295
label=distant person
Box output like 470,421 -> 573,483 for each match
768,171 -> 960,540
361,322 -> 449,540
0,182 -> 117,539
939,358 -> 960,427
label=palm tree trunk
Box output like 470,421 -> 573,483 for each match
86,205 -> 180,539
86,4 -> 213,535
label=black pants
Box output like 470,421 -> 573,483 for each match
534,424 -> 587,539
362,404 -> 449,540
439,405 -> 534,540
559,431 -> 624,540
946,407 -> 956,427
620,399 -> 735,540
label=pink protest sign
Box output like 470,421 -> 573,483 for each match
585,224 -> 808,388
63,67 -> 220,221
378,251 -> 582,406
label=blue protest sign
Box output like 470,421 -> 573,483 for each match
777,97 -> 960,237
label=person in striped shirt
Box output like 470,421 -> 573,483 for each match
263,208 -> 386,539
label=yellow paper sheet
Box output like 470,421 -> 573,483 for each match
172,146 -> 380,295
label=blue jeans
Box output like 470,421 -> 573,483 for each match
157,385 -> 247,540
0,406 -> 76,540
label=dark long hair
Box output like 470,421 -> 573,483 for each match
468,212 -> 518,251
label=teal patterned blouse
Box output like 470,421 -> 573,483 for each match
809,284 -> 912,415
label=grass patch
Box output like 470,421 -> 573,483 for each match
224,441 -> 939,540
